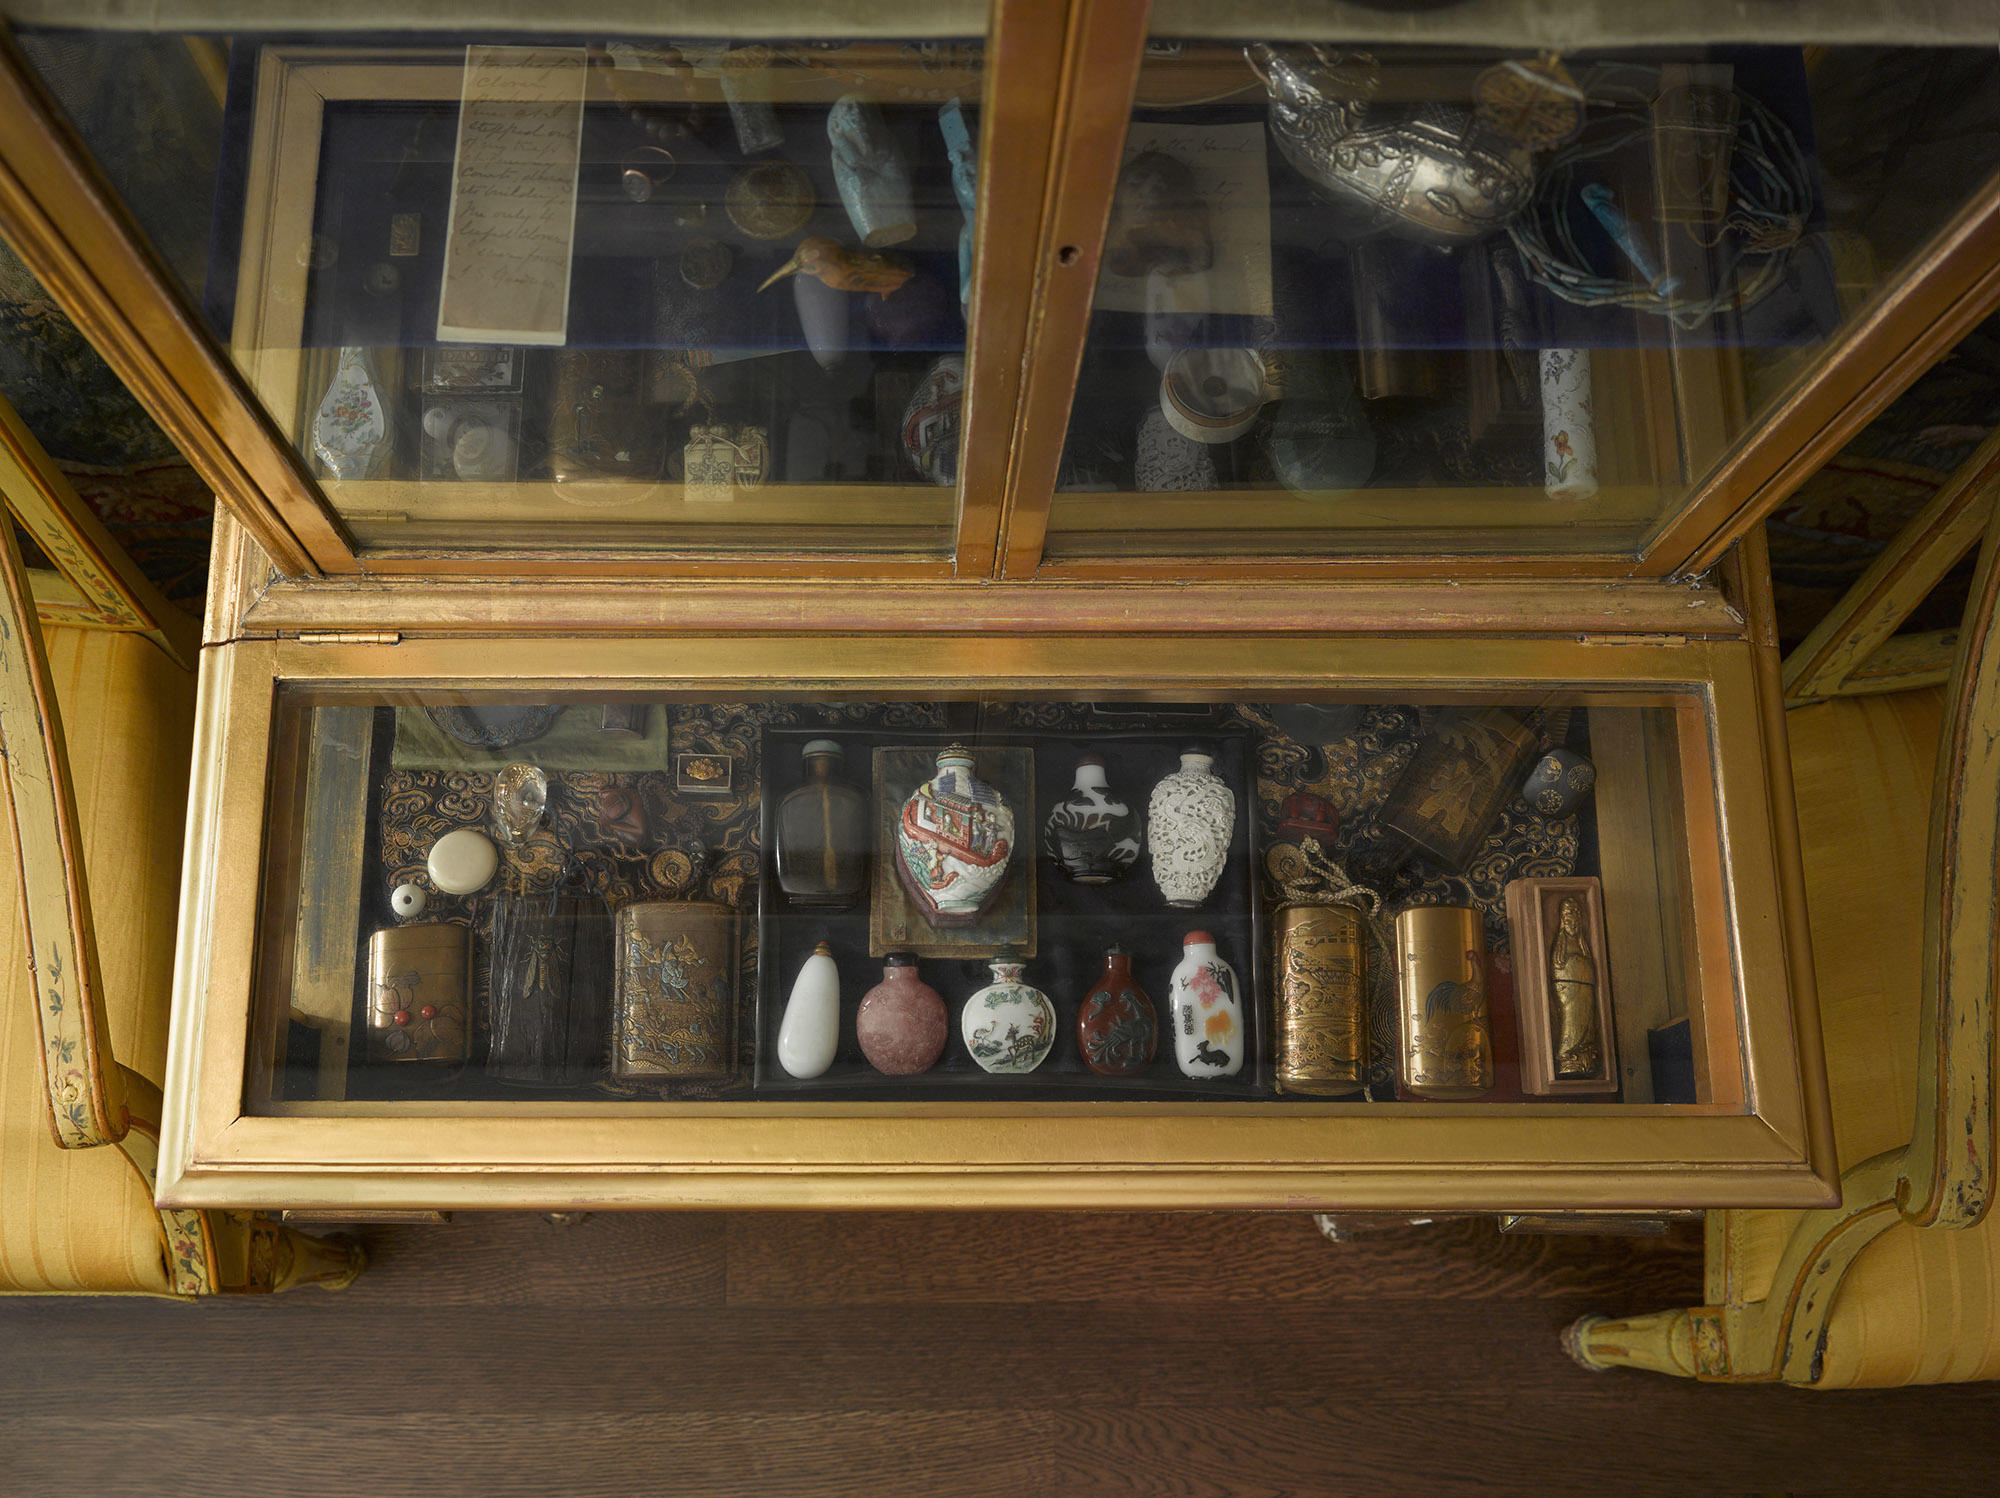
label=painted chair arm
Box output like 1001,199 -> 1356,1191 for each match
0,518 -> 128,1148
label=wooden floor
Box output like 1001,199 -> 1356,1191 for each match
4,1210 -> 1998,1496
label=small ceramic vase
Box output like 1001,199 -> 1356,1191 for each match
1043,754 -> 1143,885
1540,347 -> 1598,500
793,275 -> 850,372
777,941 -> 841,1080
1169,931 -> 1245,1079
1147,750 -> 1235,908
895,744 -> 1015,925
312,346 -> 388,480
961,960 -> 1056,1075
828,95 -> 917,248
1077,947 -> 1157,1077
902,356 -> 965,486
855,953 -> 947,1075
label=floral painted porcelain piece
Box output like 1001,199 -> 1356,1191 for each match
961,960 -> 1056,1075
895,744 -> 1015,926
1169,931 -> 1244,1078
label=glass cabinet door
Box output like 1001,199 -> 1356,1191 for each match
1014,7 -> 2000,571
5,10 -> 1038,566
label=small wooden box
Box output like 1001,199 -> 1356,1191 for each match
1504,876 -> 1618,1098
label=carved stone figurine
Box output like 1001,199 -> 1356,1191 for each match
828,95 -> 917,248
1549,896 -> 1600,1077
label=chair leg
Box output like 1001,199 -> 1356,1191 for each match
203,1211 -> 366,1294
1564,1308 -> 1700,1378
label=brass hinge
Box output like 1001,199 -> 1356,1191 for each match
1578,633 -> 1688,647
294,630 -> 402,645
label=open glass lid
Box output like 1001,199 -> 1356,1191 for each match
1023,4 -> 2000,569
6,7 -> 1005,561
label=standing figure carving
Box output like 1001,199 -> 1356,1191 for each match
1550,896 -> 1599,1076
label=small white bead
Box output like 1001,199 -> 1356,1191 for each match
390,883 -> 427,919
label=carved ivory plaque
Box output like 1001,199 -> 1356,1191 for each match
436,46 -> 586,346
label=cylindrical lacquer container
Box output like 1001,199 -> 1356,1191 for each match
1395,904 -> 1493,1099
612,901 -> 737,1081
1274,902 -> 1368,1096
1539,347 -> 1598,501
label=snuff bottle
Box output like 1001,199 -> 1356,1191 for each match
1168,931 -> 1244,1079
776,740 -> 870,908
1147,751 -> 1234,908
961,960 -> 1056,1075
855,954 -> 946,1076
1076,947 -> 1157,1077
1043,754 -> 1142,885
895,744 -> 1013,924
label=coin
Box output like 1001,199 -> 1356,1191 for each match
724,161 -> 815,240
680,236 -> 733,290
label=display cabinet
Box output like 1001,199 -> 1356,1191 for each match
1,2 -> 1993,1211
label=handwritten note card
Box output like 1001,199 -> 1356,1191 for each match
1095,121 -> 1273,317
436,46 -> 586,346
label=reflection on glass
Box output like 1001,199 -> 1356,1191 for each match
14,26 -> 989,553
1048,35 -> 2000,558
254,690 -> 1713,1112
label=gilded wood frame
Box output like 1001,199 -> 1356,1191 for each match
159,611 -> 1830,1212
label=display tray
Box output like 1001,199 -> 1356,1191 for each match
265,695 -> 1676,1112
753,724 -> 1266,1099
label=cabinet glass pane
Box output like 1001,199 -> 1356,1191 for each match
252,687 -> 1726,1113
1047,25 -> 1999,559
14,20 -> 989,554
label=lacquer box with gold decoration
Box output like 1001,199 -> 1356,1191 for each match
3,2 -> 1994,1214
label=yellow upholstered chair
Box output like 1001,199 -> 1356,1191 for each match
1566,513 -> 2000,1387
0,396 -> 360,1296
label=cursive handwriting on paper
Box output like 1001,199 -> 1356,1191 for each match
436,46 -> 586,346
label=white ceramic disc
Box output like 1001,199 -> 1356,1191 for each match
427,828 -> 498,896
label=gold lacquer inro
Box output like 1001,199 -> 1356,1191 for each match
613,901 -> 737,1081
366,923 -> 471,1064
1395,905 -> 1493,1099
1273,903 -> 1368,1095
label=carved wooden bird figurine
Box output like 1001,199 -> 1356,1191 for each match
757,237 -> 913,298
